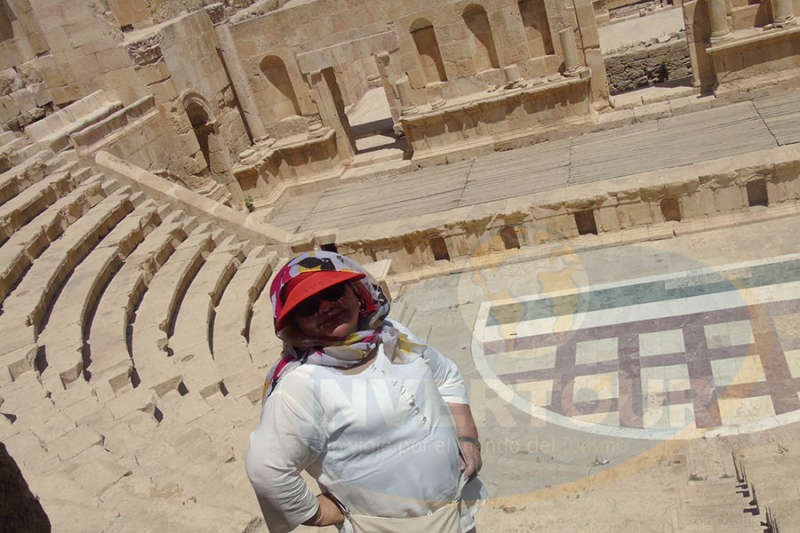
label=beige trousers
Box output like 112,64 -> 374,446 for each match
346,500 -> 461,533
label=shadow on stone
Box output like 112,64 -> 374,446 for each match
0,441 -> 50,533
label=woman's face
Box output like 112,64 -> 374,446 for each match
292,282 -> 361,339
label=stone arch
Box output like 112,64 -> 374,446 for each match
181,90 -> 241,204
182,92 -> 214,170
462,4 -> 500,72
260,55 -> 301,120
410,18 -> 447,84
518,0 -> 554,57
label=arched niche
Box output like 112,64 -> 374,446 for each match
183,94 -> 214,170
518,0 -> 554,57
462,4 -> 500,72
410,18 -> 447,84
259,55 -> 301,121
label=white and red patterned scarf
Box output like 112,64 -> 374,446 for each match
263,251 -> 422,399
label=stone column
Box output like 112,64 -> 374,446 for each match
207,123 -> 244,207
559,28 -> 581,74
396,76 -> 417,114
772,0 -> 795,26
308,69 -> 356,162
215,23 -> 268,142
707,0 -> 732,43
503,64 -> 523,88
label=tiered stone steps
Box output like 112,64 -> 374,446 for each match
470,441 -> 767,532
733,422 -> 800,532
0,126 -> 786,533
212,246 -> 276,381
23,90 -> 123,154
36,198 -> 162,393
86,210 -> 192,393
0,140 -> 285,531
129,223 -> 219,392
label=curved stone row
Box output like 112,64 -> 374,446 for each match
0,140 -> 284,532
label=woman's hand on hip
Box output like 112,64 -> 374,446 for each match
459,439 -> 483,478
305,493 -> 345,527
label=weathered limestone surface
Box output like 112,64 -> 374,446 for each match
272,96 -> 796,234
0,137 -> 290,532
683,0 -> 800,92
2,1 -> 800,531
604,34 -> 692,94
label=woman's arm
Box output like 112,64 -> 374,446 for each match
448,402 -> 482,478
303,494 -> 344,527
245,386 -> 341,531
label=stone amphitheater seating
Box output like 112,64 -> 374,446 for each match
24,90 -> 123,154
3,131 -> 799,532
0,132 -> 287,531
4,95 -> 800,532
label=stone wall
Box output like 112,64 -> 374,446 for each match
28,0 -> 128,107
226,0 -> 591,107
157,11 -> 251,162
0,61 -> 53,131
707,27 -> 800,90
336,57 -> 381,109
325,146 -> 800,275
0,0 -> 49,70
0,0 -> 54,131
71,95 -> 231,201
92,11 -> 252,204
604,32 -> 691,94
682,0 -> 800,93
221,0 -> 609,166
108,0 -> 259,31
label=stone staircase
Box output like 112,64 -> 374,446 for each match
0,139 -> 285,532
733,423 -> 800,533
472,438 -> 769,532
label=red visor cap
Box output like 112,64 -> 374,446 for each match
275,270 -> 366,331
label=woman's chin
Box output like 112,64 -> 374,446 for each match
326,320 -> 358,339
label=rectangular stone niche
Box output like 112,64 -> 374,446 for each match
660,197 -> 682,221
575,210 -> 598,235
430,237 -> 450,261
747,179 -> 768,207
500,227 -> 521,249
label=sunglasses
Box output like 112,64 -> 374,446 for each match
293,283 -> 348,318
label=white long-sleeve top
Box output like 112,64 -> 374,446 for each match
245,321 -> 469,532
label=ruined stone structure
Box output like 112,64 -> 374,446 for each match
683,0 -> 800,93
604,32 -> 692,94
0,0 -> 799,531
0,0 -> 618,210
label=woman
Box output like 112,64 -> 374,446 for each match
245,251 -> 484,532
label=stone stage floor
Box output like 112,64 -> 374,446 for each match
395,210 -> 800,494
270,91 -> 800,233
473,253 -> 800,440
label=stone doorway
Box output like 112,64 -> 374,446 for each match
343,73 -> 408,162
182,92 -> 242,205
320,60 -> 408,165
298,31 -> 409,165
